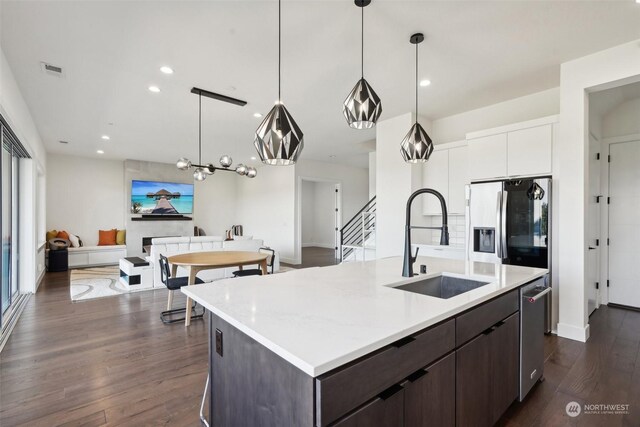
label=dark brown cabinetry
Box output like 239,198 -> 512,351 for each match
404,353 -> 456,427
316,320 -> 455,426
456,312 -> 520,427
334,386 -> 405,427
335,353 -> 455,427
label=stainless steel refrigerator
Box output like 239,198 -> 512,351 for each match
466,177 -> 552,332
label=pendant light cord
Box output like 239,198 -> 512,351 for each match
198,93 -> 202,164
415,42 -> 418,121
278,0 -> 281,103
361,5 -> 364,79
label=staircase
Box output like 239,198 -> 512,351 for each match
340,196 -> 376,262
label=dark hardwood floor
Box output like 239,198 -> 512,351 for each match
290,246 -> 339,269
1,269 -> 640,426
0,271 -> 208,426
499,306 -> 640,426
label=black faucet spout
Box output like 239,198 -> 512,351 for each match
402,188 -> 449,277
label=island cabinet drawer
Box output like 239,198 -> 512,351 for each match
455,289 -> 518,346
315,319 -> 455,426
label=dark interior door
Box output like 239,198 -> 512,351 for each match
503,178 -> 549,268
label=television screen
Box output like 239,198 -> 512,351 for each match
131,180 -> 194,215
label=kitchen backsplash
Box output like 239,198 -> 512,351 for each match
421,214 -> 466,247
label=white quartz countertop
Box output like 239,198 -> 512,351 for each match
182,256 -> 547,377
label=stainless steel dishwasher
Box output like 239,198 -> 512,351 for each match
519,275 -> 551,401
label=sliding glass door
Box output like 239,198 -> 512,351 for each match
1,136 -> 11,316
1,118 -> 26,334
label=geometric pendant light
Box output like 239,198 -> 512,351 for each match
400,33 -> 434,163
254,0 -> 304,166
343,0 -> 382,129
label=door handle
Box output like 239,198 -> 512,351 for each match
588,246 -> 596,250
496,191 -> 502,258
501,191 -> 508,259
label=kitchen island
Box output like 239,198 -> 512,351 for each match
183,256 -> 548,427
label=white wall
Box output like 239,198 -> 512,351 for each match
602,97 -> 640,139
301,180 -> 336,249
557,39 -> 640,342
294,159 -> 369,263
193,171 -> 238,237
369,152 -> 376,199
431,87 -> 560,144
1,48 -> 47,293
46,154 -> 125,246
46,155 -> 241,253
375,113 -> 428,258
236,165 -> 296,263
295,159 -> 369,226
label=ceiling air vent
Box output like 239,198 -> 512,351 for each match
40,62 -> 65,78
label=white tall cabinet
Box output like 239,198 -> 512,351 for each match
422,141 -> 469,215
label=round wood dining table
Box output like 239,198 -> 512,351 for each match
167,251 -> 269,326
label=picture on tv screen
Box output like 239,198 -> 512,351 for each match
131,180 -> 194,215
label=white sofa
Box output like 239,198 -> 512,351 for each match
148,236 -> 279,287
65,245 -> 127,268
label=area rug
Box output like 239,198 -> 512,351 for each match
70,266 -> 154,301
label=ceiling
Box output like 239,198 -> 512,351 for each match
2,1 -> 640,168
590,80 -> 640,119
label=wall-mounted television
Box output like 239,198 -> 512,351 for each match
131,180 -> 194,215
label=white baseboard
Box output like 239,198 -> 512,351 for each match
302,243 -> 335,249
557,322 -> 590,342
280,257 -> 298,265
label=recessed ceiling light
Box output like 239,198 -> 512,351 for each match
419,79 -> 431,87
250,156 -> 257,160
101,135 -> 110,140
160,66 -> 174,74
97,150 -> 104,154
148,86 -> 161,93
253,113 -> 263,118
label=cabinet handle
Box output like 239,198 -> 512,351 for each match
482,326 -> 496,335
406,368 -> 429,383
494,320 -> 505,328
391,336 -> 416,348
378,384 -> 404,401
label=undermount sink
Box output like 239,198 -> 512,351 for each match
394,275 -> 490,299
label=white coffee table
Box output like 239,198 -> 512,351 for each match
119,257 -> 153,291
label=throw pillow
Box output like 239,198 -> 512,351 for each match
98,229 -> 117,246
68,233 -> 80,248
116,229 -> 126,245
46,230 -> 58,242
57,230 -> 70,240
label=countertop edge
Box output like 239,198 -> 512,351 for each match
182,268 -> 547,377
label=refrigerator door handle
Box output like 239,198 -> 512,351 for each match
496,191 -> 503,258
501,190 -> 508,260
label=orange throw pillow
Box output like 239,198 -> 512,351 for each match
98,229 -> 117,246
57,230 -> 70,240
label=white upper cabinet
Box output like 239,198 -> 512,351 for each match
507,124 -> 552,176
465,115 -> 558,181
467,134 -> 508,180
422,149 -> 449,215
448,146 -> 469,214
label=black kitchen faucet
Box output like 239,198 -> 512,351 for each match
402,188 -> 450,277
